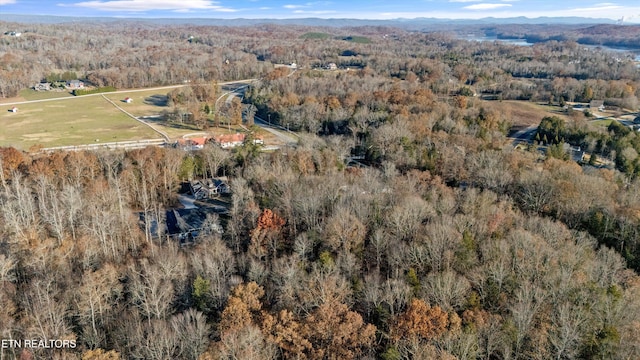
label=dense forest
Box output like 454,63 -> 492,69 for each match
1,20 -> 640,359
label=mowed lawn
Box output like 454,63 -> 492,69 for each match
104,88 -> 268,140
104,88 -> 213,138
0,95 -> 158,150
104,89 -> 173,117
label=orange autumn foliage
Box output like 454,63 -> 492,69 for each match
391,298 -> 449,342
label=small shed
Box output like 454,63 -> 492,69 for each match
124,97 -> 133,103
10,107 -> 18,113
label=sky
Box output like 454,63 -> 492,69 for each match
1,0 -> 640,22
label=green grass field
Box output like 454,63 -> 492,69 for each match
341,36 -> 371,44
0,86 -> 271,151
591,119 -> 614,127
300,32 -> 331,40
0,95 -> 158,150
104,89 -> 173,117
21,88 -> 75,101
0,89 -> 74,103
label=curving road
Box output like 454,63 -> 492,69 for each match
509,125 -> 539,146
254,116 -> 299,145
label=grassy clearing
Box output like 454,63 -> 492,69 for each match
341,36 -> 371,44
104,89 -> 173,117
2,84 -> 292,150
104,89 -> 231,138
300,32 -> 331,40
20,88 -> 75,101
0,89 -> 74,104
484,100 -> 572,129
591,119 -> 614,127
0,95 -> 157,150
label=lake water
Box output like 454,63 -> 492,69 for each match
459,34 -> 532,46
459,35 -> 640,62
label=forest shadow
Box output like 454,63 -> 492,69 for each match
144,94 -> 168,106
141,116 -> 201,131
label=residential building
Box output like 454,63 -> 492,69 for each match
189,178 -> 230,199
176,137 -> 207,151
66,80 -> 85,90
34,82 -> 51,91
212,133 -> 246,149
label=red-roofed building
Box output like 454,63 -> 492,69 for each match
124,97 -> 133,103
190,137 -> 206,147
176,137 -> 207,151
212,133 -> 246,149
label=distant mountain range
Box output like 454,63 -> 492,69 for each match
0,14 -> 619,28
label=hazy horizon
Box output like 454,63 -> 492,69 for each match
1,0 -> 639,23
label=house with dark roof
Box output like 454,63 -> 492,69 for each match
190,178 -> 230,199
66,80 -> 84,90
141,207 -> 222,245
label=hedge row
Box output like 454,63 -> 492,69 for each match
73,86 -> 116,96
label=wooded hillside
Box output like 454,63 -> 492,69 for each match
1,20 -> 640,359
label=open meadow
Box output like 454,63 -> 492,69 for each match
103,89 -> 174,117
1,86 -> 274,151
0,94 -> 158,150
492,100 -> 572,130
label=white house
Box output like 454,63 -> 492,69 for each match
10,107 -> 17,113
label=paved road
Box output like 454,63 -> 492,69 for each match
1,80 -> 256,106
254,116 -> 298,145
509,125 -> 538,145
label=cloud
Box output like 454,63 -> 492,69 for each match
449,0 -> 482,2
292,9 -> 336,15
62,0 -> 236,12
284,2 -> 332,10
0,0 -> 16,5
571,4 -> 622,12
464,3 -> 512,10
